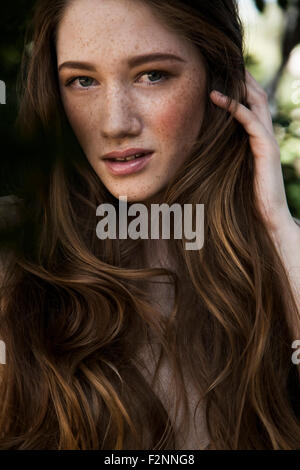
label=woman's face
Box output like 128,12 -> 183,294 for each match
57,0 -> 207,202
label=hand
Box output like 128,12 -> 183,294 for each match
209,69 -> 298,236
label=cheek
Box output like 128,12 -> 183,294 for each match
154,91 -> 204,147
154,103 -> 184,140
61,95 -> 94,146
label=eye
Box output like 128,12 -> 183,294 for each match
136,70 -> 171,86
65,76 -> 98,88
64,69 -> 171,90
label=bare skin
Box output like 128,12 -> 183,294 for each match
56,0 -> 207,205
56,0 -> 211,448
60,0 -> 300,449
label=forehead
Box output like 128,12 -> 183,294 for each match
56,0 -> 197,64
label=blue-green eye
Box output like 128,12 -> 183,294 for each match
137,70 -> 170,86
66,76 -> 96,88
65,69 -> 171,89
78,77 -> 94,87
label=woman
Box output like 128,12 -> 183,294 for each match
0,0 -> 300,450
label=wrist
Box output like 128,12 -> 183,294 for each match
269,213 -> 300,250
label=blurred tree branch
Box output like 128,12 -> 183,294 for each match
253,0 -> 300,111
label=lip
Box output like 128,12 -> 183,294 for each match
102,148 -> 154,160
103,152 -> 154,176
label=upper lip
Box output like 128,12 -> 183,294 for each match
102,148 -> 154,160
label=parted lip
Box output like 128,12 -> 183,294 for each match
102,148 -> 154,160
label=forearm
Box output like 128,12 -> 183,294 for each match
270,217 -> 300,339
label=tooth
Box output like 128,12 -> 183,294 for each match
114,153 -> 143,162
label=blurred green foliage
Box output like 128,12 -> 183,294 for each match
244,0 -> 300,218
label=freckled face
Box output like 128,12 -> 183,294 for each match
56,0 -> 207,202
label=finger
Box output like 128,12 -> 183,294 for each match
210,91 -> 270,141
245,72 -> 274,135
245,69 -> 265,92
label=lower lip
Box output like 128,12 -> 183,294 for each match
103,153 -> 153,175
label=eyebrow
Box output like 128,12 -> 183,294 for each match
58,53 -> 186,72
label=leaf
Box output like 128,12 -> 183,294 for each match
254,0 -> 266,13
277,0 -> 289,11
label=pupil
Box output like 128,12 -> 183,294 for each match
79,77 -> 93,87
149,71 -> 161,82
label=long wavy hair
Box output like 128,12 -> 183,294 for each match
0,0 -> 300,450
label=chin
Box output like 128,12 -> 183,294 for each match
119,192 -> 153,203
97,164 -> 168,202
103,188 -> 150,203
103,179 -> 166,204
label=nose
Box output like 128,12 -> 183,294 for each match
100,85 -> 142,139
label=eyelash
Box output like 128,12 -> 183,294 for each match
64,69 -> 172,89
